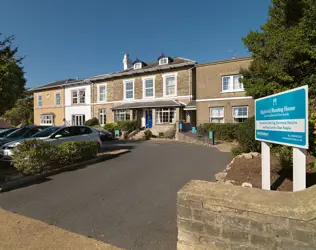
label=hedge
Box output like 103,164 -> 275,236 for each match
231,117 -> 261,156
12,140 -> 98,175
84,118 -> 100,126
197,123 -> 241,141
116,120 -> 139,133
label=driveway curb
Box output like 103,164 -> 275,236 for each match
0,149 -> 130,193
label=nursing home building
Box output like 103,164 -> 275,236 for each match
31,55 -> 254,130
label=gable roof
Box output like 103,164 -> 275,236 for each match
89,57 -> 196,81
29,79 -> 87,92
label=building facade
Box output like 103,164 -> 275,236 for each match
64,80 -> 92,126
195,57 -> 253,125
90,54 -> 196,134
33,81 -> 67,126
31,55 -> 253,130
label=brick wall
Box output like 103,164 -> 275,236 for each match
177,180 -> 316,250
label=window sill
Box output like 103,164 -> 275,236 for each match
163,95 -> 177,98
220,90 -> 245,93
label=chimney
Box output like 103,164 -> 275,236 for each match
123,53 -> 132,70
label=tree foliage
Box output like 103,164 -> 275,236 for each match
3,97 -> 33,126
0,34 -> 26,115
241,0 -> 316,155
241,0 -> 316,103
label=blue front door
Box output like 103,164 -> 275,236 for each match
145,110 -> 152,128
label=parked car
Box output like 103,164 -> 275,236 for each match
0,126 -> 102,161
0,128 -> 18,138
96,129 -> 113,141
0,126 -> 50,147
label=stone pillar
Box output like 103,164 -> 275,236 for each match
152,108 -> 156,126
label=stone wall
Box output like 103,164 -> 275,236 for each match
177,180 -> 316,250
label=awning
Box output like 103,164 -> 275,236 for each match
111,100 -> 183,110
184,100 -> 196,110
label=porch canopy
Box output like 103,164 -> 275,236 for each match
183,100 -> 196,110
111,100 -> 183,110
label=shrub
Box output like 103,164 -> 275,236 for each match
271,145 -> 293,169
144,129 -> 153,138
12,140 -> 98,175
84,117 -> 99,126
158,132 -> 164,138
117,120 -> 139,133
197,123 -> 241,141
58,141 -> 98,165
234,117 -> 261,153
104,123 -> 119,135
164,126 -> 176,139
12,140 -> 59,175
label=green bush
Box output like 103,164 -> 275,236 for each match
271,145 -> 293,169
84,117 -> 99,126
197,123 -> 241,141
104,123 -> 119,135
12,140 -> 98,175
234,117 -> 261,154
58,141 -> 98,165
158,132 -> 164,138
117,120 -> 139,133
12,140 -> 59,175
164,126 -> 176,139
144,129 -> 153,138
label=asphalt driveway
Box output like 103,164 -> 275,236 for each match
0,141 -> 231,250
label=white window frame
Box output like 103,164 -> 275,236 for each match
162,73 -> 178,97
40,114 -> 54,125
142,76 -> 155,99
38,94 -> 43,107
155,108 -> 176,124
210,107 -> 225,123
123,79 -> 135,100
232,106 -> 248,122
98,84 -> 107,103
72,114 -> 85,126
134,62 -> 142,70
71,89 -> 86,104
99,109 -> 106,125
55,92 -> 61,106
114,110 -> 131,122
221,74 -> 244,93
159,57 -> 169,65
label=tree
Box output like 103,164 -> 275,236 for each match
241,0 -> 316,155
3,97 -> 33,126
241,0 -> 316,103
0,34 -> 26,116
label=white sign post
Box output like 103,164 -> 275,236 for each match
255,86 -> 309,192
261,142 -> 271,190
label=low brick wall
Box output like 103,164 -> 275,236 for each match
176,132 -> 212,147
177,180 -> 316,249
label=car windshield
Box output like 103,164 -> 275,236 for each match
32,127 -> 62,138
6,127 -> 29,138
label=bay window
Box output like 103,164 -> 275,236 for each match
156,108 -> 176,124
114,110 -> 130,122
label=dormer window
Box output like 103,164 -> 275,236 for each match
159,57 -> 169,65
134,62 -> 142,70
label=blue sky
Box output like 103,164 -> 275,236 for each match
1,0 -> 270,88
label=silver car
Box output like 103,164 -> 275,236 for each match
0,126 -> 102,161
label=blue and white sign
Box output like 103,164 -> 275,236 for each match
255,86 -> 308,149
